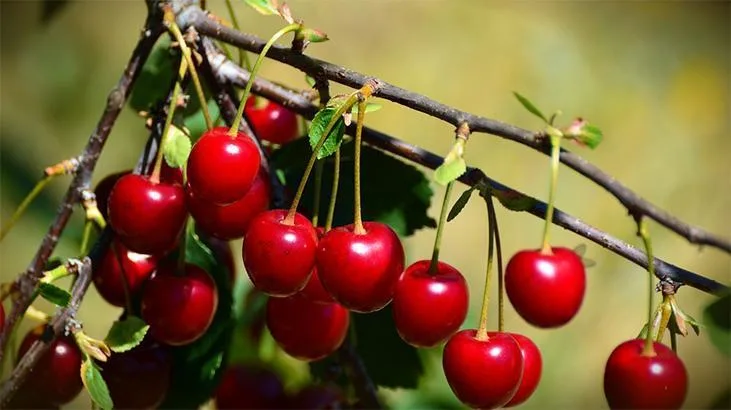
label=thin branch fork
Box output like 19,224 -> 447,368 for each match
175,5 -> 731,255
201,45 -> 728,296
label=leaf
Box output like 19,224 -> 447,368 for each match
183,100 -> 220,141
703,292 -> 730,356
447,186 -> 476,222
308,107 -> 346,159
637,323 -> 650,339
242,0 -> 280,15
434,158 -> 466,186
129,37 -> 179,112
669,297 -> 701,337
37,282 -> 70,307
162,125 -> 192,169
305,74 -> 316,88
492,187 -> 538,212
513,92 -> 549,123
563,118 -> 603,149
81,359 -> 113,410
350,102 -> 383,115
272,139 -> 436,236
105,316 -> 150,353
296,27 -> 329,43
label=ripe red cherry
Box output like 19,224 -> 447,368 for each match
94,170 -> 130,221
392,260 -> 468,347
242,210 -> 318,297
187,169 -> 271,240
159,161 -> 184,185
505,247 -> 586,328
17,325 -> 83,406
98,338 -> 172,409
107,174 -> 187,255
266,295 -> 350,361
442,329 -> 523,409
298,267 -> 335,304
186,126 -> 261,205
604,339 -> 687,409
317,222 -> 405,313
244,96 -> 299,145
141,263 -> 218,346
92,238 -> 157,307
505,333 -> 542,407
215,364 -> 286,409
0,302 -> 5,333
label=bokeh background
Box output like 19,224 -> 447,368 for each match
1,1 -> 729,409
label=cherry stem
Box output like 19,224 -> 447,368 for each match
177,217 -> 193,276
163,10 -> 213,130
637,217 -> 657,357
324,148 -> 341,232
151,59 -> 186,183
311,159 -> 324,227
40,263 -> 70,284
428,181 -> 455,275
486,194 -> 505,332
223,0 -> 252,71
229,23 -> 302,136
79,221 -> 93,256
540,134 -> 562,255
476,199 -> 496,341
670,326 -> 678,352
353,98 -> 368,235
111,240 -> 135,313
0,176 -> 52,242
24,306 -> 51,324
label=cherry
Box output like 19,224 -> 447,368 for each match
505,333 -> 543,407
266,295 -> 350,361
94,170 -> 130,221
186,126 -> 261,205
604,339 -> 687,409
159,161 -> 184,185
244,96 -> 299,145
392,260 -> 468,347
442,329 -> 524,409
141,263 -> 218,346
288,384 -> 344,409
215,364 -> 286,409
242,210 -> 318,297
92,238 -> 157,308
186,169 -> 271,241
317,222 -> 405,313
298,267 -> 335,304
98,338 -> 172,409
107,174 -> 187,255
504,247 -> 586,328
17,325 -> 83,406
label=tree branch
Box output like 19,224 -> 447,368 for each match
177,6 -> 731,255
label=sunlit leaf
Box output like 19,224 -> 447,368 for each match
81,359 -> 113,410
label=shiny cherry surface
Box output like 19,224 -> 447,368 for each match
92,238 -> 157,307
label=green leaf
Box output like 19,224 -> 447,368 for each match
434,139 -> 467,186
563,118 -> 603,149
513,92 -> 549,123
37,282 -> 70,307
304,74 -> 316,88
81,359 -> 113,410
447,186 -> 476,222
492,187 -> 538,212
272,139 -> 436,237
129,37 -> 179,112
242,0 -> 280,15
105,316 -> 150,353
350,102 -> 383,114
162,125 -> 192,169
308,107 -> 346,159
703,292 -> 730,356
296,27 -> 329,43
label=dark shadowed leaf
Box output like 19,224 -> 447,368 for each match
703,292 -> 729,356
447,186 -> 476,222
128,37 -> 179,113
38,282 -> 70,307
41,0 -> 69,24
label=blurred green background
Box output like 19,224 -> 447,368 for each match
1,1 -> 729,409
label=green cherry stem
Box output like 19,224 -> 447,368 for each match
229,23 -> 302,136
476,198 -> 496,341
150,59 -> 185,183
637,217 -> 657,357
0,175 -> 52,242
670,326 -> 678,352
540,131 -> 562,255
428,181 -> 455,275
311,159 -> 324,227
79,221 -> 94,256
223,0 -> 252,71
486,194 -> 505,332
353,98 -> 368,235
324,148 -> 341,232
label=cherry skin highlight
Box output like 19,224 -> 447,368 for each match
107,174 -> 187,255
242,210 -> 318,297
392,260 -> 469,347
92,238 -> 157,308
141,263 -> 218,346
266,295 -> 350,361
317,221 -> 405,313
186,126 -> 261,205
442,329 -> 524,409
505,333 -> 543,407
244,96 -> 299,145
186,169 -> 271,241
505,247 -> 586,328
604,339 -> 687,409
215,364 -> 286,409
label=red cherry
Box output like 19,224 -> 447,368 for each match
94,170 -> 130,221
392,260 -> 468,347
141,263 -> 218,346
242,210 -> 318,297
0,303 -> 4,333
288,384 -> 345,409
159,161 -> 184,185
215,364 -> 286,409
298,267 -> 335,305
17,325 -> 83,406
186,126 -> 261,205
505,333 -> 543,407
244,96 -> 299,145
505,247 -> 586,328
266,295 -> 350,361
317,222 -> 405,313
98,338 -> 172,409
107,174 -> 187,255
442,329 -> 523,409
92,238 -> 157,307
604,339 -> 687,409
187,169 -> 271,240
